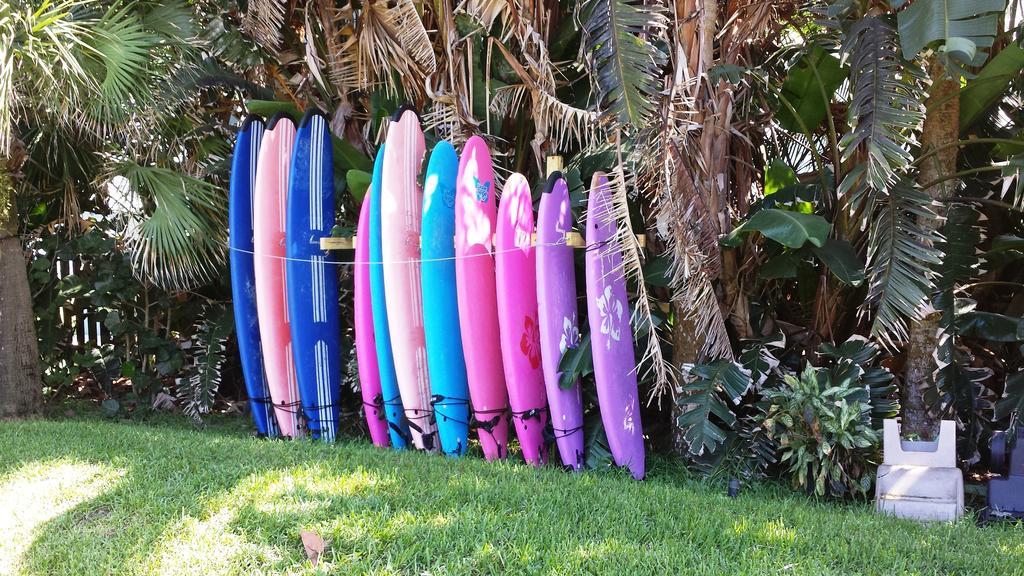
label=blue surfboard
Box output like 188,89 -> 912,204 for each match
286,110 -> 341,441
369,144 -> 410,449
421,141 -> 469,456
229,114 -> 278,438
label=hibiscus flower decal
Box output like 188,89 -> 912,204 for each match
559,313 -> 580,354
520,315 -> 541,369
596,285 -> 623,349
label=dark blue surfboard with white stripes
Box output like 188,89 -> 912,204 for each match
286,110 -> 341,441
229,114 -> 278,437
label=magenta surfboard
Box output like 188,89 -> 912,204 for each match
495,172 -> 548,466
354,191 -> 390,448
380,107 -> 437,451
455,135 -> 509,460
536,172 -> 585,470
253,114 -> 302,438
585,172 -> 645,479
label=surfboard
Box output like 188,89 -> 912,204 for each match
536,172 -> 584,470
229,115 -> 279,438
495,172 -> 548,466
253,113 -> 301,438
354,191 -> 390,448
455,135 -> 509,460
421,141 -> 470,456
380,107 -> 436,451
369,144 -> 409,450
286,110 -> 341,442
585,172 -> 645,479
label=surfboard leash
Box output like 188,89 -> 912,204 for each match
362,393 -> 387,421
430,394 -> 472,427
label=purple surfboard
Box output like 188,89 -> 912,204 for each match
536,173 -> 585,470
585,172 -> 644,480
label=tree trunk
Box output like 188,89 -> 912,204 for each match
902,55 -> 959,440
0,144 -> 42,419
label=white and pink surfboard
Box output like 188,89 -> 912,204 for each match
455,135 -> 509,460
380,107 -> 437,451
354,191 -> 390,448
495,172 -> 548,466
253,113 -> 301,438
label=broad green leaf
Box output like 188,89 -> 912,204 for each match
332,136 -> 372,172
557,331 -> 592,390
244,99 -> 302,118
960,43 -> 1024,131
985,235 -> 1024,270
995,370 -> 1024,423
346,170 -> 371,202
758,251 -> 801,280
897,0 -> 1005,65
776,47 -> 846,134
764,160 -> 798,196
811,238 -> 865,286
957,312 -> 1024,342
744,209 -> 832,248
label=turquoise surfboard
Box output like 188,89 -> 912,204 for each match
421,141 -> 470,456
369,144 -> 410,449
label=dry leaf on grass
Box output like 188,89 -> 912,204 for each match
300,529 -> 327,566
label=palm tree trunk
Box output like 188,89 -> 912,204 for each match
902,55 -> 958,440
0,145 -> 42,419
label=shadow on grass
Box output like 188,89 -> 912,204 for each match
3,417 -> 1024,575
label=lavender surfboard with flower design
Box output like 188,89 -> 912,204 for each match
585,172 -> 644,479
536,173 -> 584,470
495,172 -> 548,466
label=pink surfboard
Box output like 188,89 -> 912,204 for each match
495,172 -> 549,466
253,114 -> 302,438
586,172 -> 645,479
380,107 -> 437,451
536,173 -> 585,470
354,191 -> 390,448
455,135 -> 509,460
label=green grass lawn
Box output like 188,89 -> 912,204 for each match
2,410 -> 1022,576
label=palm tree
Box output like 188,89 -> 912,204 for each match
1,0 -> 222,415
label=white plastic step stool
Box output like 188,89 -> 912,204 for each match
875,419 -> 964,522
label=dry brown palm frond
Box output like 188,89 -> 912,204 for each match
242,0 -> 288,54
460,0 -> 518,39
596,133 -> 675,398
358,0 -> 436,97
320,1 -> 360,93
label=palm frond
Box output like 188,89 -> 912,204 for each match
580,0 -> 666,128
838,16 -> 926,209
862,178 -> 942,347
358,0 -> 436,96
0,0 -> 96,154
112,159 -> 227,291
599,139 -> 674,395
242,0 -> 287,53
82,3 -> 159,130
